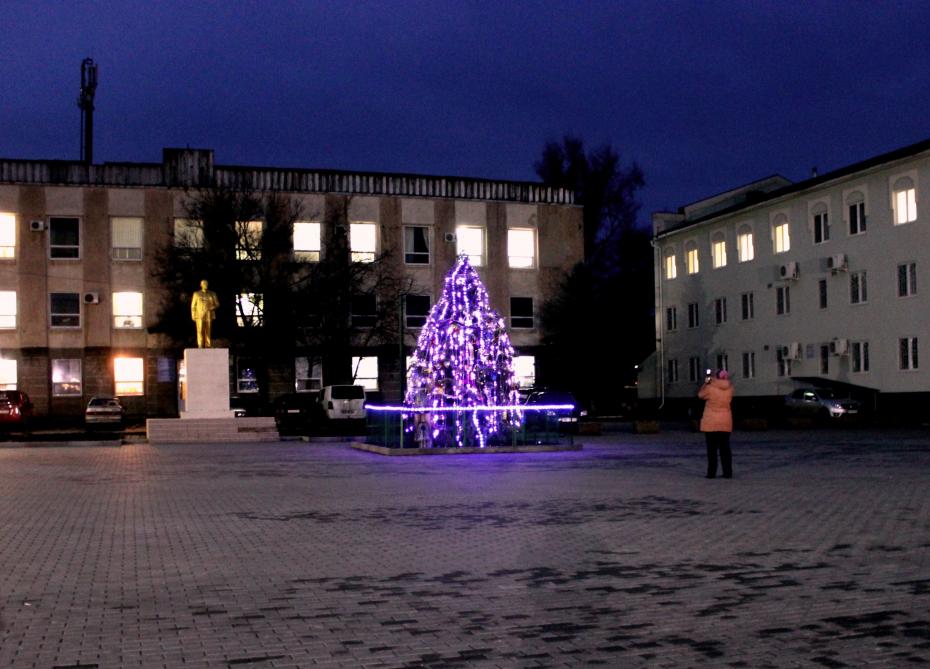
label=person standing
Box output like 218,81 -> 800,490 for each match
698,369 -> 734,478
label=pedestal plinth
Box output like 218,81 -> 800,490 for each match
181,347 -> 234,419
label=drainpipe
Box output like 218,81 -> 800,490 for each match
651,238 -> 665,411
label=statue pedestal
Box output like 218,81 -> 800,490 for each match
180,347 -> 234,419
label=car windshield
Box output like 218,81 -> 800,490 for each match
332,386 -> 365,400
528,392 -> 575,406
815,390 -> 844,400
0,391 -> 13,402
89,398 -> 120,407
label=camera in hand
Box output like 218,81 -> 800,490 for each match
705,368 -> 712,382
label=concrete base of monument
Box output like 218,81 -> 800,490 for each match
146,417 -> 279,444
349,442 -> 583,456
181,348 -> 233,418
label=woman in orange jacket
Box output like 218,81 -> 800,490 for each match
698,369 -> 734,478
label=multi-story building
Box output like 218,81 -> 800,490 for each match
646,137 -> 930,418
0,148 -> 581,420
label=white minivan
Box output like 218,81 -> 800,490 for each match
319,385 -> 367,420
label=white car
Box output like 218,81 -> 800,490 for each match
319,385 -> 367,420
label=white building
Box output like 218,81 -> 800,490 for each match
647,138 -> 930,418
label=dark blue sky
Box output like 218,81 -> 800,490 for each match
4,1 -> 930,223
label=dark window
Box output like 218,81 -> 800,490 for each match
850,271 -> 867,304
332,385 -> 365,400
820,344 -> 830,374
898,262 -> 917,297
49,217 -> 80,258
687,302 -> 700,328
776,286 -> 790,315
405,295 -> 431,328
715,297 -> 727,324
404,226 -> 430,264
849,201 -> 866,235
741,292 -> 754,320
510,297 -> 534,329
351,294 -> 377,328
50,292 -> 80,327
813,211 -> 829,244
818,279 -> 828,309
666,306 -> 677,331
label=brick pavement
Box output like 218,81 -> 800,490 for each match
1,429 -> 929,668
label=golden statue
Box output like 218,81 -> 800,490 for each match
190,279 -> 219,348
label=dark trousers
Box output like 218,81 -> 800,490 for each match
705,432 -> 732,478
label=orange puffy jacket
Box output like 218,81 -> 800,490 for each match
698,378 -> 734,433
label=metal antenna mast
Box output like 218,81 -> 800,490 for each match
78,58 -> 98,164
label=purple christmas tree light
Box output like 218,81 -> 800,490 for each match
404,255 -> 522,447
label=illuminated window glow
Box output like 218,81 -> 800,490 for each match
350,222 -> 377,263
113,291 -> 143,329
711,235 -> 727,269
236,293 -> 263,327
236,221 -> 263,260
114,357 -> 143,396
664,251 -> 677,279
237,359 -> 258,393
507,228 -> 536,268
0,359 -> 16,390
0,213 -> 15,258
513,355 -> 536,389
773,221 -> 790,253
293,221 -> 321,262
352,356 -> 379,391
456,225 -> 485,266
737,227 -> 754,262
111,217 -> 142,260
52,359 -> 81,396
686,243 -> 699,274
0,291 -> 15,328
894,179 -> 917,224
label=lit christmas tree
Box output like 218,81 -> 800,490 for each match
404,255 -> 522,447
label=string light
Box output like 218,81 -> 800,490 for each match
403,255 -> 522,447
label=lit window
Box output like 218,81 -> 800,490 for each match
773,218 -> 790,253
847,192 -> 866,235
0,291 -> 15,328
405,295 -> 431,328
900,337 -> 919,371
664,250 -> 677,279
686,242 -> 699,274
49,217 -> 80,259
351,355 -> 379,391
456,225 -> 485,266
737,226 -> 754,262
236,293 -> 263,327
510,297 -> 534,329
507,228 -> 536,268
293,221 -> 321,262
52,359 -> 82,396
50,292 -> 80,328
0,359 -> 16,390
350,222 -> 377,263
111,217 -> 142,260
812,206 -> 829,244
114,357 -> 143,396
351,294 -> 377,328
236,220 -> 263,260
0,213 -> 15,258
893,178 -> 917,225
174,218 -> 203,248
513,355 -> 536,389
237,358 -> 259,393
711,234 -> 727,268
295,356 -> 322,392
113,291 -> 143,329
404,226 -> 430,264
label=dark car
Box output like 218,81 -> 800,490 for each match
272,392 -> 320,434
784,388 -> 861,420
0,390 -> 33,429
85,396 -> 124,428
523,390 -> 586,432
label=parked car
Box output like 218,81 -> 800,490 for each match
85,396 -> 124,428
784,388 -> 861,420
0,390 -> 34,429
319,385 -> 367,420
272,392 -> 320,433
523,390 -> 586,432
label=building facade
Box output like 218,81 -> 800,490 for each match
0,148 -> 582,419
648,138 -> 930,417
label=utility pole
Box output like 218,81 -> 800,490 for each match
78,58 -> 98,164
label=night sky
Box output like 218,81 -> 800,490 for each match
4,1 -> 930,223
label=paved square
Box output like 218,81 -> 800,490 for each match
1,429 -> 929,668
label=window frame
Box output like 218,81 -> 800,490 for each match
350,294 -> 377,329
112,291 -> 144,329
736,225 -> 754,262
891,175 -> 917,225
898,262 -> 917,298
510,296 -> 535,329
741,351 -> 755,379
711,232 -> 727,269
236,293 -> 264,327
404,294 -> 431,329
850,270 -> 868,305
899,336 -> 919,371
351,355 -> 379,391
404,225 -> 431,265
851,341 -> 870,374
507,227 -> 537,269
0,213 -> 16,259
350,221 -> 378,263
49,216 -> 81,260
687,302 -> 700,329
845,189 -> 867,236
50,292 -> 81,328
0,290 -> 15,329
664,248 -> 678,279
685,241 -> 699,274
114,356 -> 144,396
456,225 -> 486,266
811,204 -> 830,245
776,285 -> 790,316
111,216 -> 143,261
714,297 -> 727,325
772,215 -> 790,254
52,358 -> 82,397
295,356 -> 322,392
740,292 -> 754,320
293,221 -> 322,262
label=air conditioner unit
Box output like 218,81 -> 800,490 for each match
827,253 -> 848,272
83,292 -> 100,305
778,261 -> 799,280
829,337 -> 849,356
443,232 -> 457,243
29,220 -> 46,232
